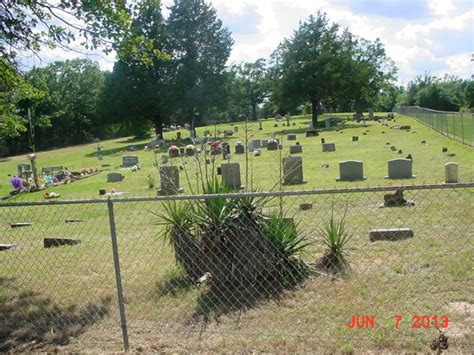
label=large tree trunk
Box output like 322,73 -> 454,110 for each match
154,115 -> 163,138
311,100 -> 319,129
251,103 -> 257,121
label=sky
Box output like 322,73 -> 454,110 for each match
23,0 -> 474,86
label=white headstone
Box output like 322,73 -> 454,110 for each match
444,162 -> 459,183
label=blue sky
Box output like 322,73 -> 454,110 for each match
25,0 -> 474,85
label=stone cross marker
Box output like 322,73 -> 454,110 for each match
221,163 -> 242,189
322,143 -> 336,152
159,166 -> 181,195
444,162 -> 459,183
283,156 -> 305,185
290,145 -> 302,154
122,155 -> 139,167
385,159 -> 415,179
337,160 -> 366,181
107,173 -> 123,182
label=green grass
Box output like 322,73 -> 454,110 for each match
0,113 -> 473,352
1,112 -> 473,202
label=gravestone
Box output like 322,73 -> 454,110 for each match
107,173 -> 123,182
299,203 -> 312,211
253,149 -> 261,156
385,159 -> 415,179
185,145 -> 196,156
122,155 -> 139,167
252,139 -> 262,149
267,139 -> 279,151
321,138 -> 325,144
283,156 -> 305,185
0,244 -> 16,251
259,121 -> 263,130
234,126 -> 239,133
322,143 -> 336,152
248,141 -> 255,152
368,108 -> 374,119
222,142 -> 231,156
168,147 -> 180,158
337,160 -> 366,181
44,238 -> 81,248
260,139 -> 268,148
290,145 -> 302,154
352,136 -> 359,142
444,162 -> 459,183
369,228 -> 414,242
221,163 -> 242,189
442,147 -> 448,152
306,130 -> 319,137
159,166 -> 182,195
11,222 -> 32,228
176,132 -> 182,140
287,134 -> 297,141
235,143 -> 245,154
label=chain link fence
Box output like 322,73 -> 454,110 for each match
1,183 -> 473,352
394,106 -> 474,147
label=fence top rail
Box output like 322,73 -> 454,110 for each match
396,106 -> 471,115
1,182 -> 473,207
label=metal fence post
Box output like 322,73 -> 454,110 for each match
107,199 -> 130,352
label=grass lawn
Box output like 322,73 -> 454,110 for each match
0,113 -> 473,352
1,112 -> 473,201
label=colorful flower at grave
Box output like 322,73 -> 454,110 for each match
11,176 -> 23,190
210,141 -> 221,149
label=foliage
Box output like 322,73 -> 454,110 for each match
317,209 -> 352,272
157,177 -> 311,289
399,73 -> 472,112
166,0 -> 233,126
229,59 -> 269,120
7,59 -> 106,153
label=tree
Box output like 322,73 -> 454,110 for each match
18,59 -> 106,150
166,0 -> 233,127
345,37 -> 397,115
231,59 -> 268,120
103,0 -> 174,138
273,12 -> 351,127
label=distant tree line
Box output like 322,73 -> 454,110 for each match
397,73 -> 474,112
1,0 -> 472,156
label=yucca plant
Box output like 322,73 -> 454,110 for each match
264,214 -> 312,283
317,209 -> 352,272
155,201 -> 204,280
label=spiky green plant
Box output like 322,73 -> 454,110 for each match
155,201 -> 204,280
264,214 -> 312,283
318,210 -> 352,271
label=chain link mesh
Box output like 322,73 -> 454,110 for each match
1,184 -> 473,352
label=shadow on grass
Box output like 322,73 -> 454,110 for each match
155,274 -> 195,297
84,143 -> 148,158
0,277 -> 112,352
191,266 -> 310,325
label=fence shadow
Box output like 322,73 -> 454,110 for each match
0,277 -> 112,352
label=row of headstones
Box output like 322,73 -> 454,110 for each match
112,157 -> 461,195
